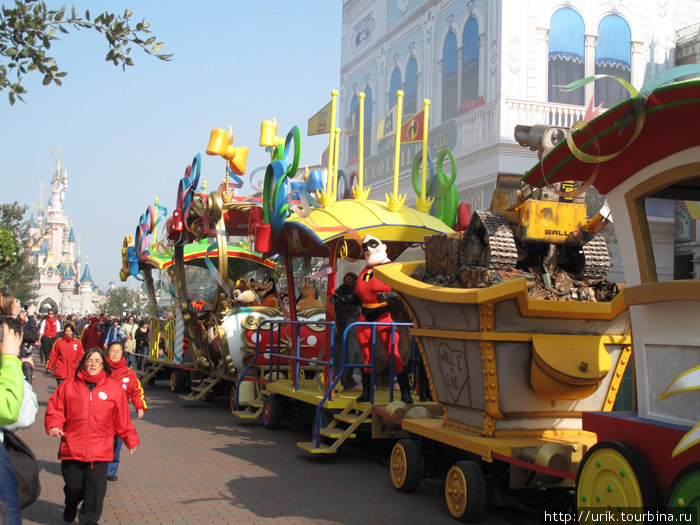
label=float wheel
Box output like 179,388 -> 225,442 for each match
576,441 -> 659,512
666,463 -> 700,511
170,369 -> 189,393
262,395 -> 283,429
444,460 -> 486,522
390,439 -> 423,493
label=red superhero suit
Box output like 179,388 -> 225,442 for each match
352,234 -> 412,404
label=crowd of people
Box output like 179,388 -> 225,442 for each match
1,292 -> 149,525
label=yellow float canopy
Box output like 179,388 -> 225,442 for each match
279,198 -> 455,258
143,243 -> 274,274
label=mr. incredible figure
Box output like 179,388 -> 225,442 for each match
353,234 -> 413,404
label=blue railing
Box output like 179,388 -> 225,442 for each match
233,316 -> 417,450
233,319 -> 336,410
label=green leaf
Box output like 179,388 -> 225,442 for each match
124,8 -> 132,18
6,48 -> 17,57
144,36 -> 155,46
55,6 -> 65,22
42,73 -> 52,85
152,42 -> 163,53
85,9 -> 90,21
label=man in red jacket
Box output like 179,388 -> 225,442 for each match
80,317 -> 104,351
105,341 -> 147,481
46,323 -> 84,385
39,309 -> 60,365
45,347 -> 139,524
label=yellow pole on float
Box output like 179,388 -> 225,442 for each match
356,92 -> 366,198
416,98 -> 434,212
333,127 -> 340,198
152,197 -> 159,250
387,90 -> 406,211
326,90 -> 338,196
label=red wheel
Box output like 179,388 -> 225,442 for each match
262,395 -> 283,429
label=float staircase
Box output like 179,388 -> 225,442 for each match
182,371 -> 224,402
140,362 -> 165,385
232,393 -> 264,419
297,402 -> 373,454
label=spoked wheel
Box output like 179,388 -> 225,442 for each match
390,439 -> 424,493
170,369 -> 189,393
444,460 -> 486,522
576,441 -> 659,513
262,395 -> 283,429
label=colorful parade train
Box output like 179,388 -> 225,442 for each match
122,79 -> 699,522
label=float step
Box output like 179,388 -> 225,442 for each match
320,427 -> 355,439
296,441 -> 333,454
334,413 -> 371,425
232,409 -> 261,419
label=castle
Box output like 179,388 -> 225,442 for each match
28,148 -> 104,314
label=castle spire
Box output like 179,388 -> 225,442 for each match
39,181 -> 44,212
51,143 -> 62,182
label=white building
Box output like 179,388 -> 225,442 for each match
28,149 -> 104,314
338,0 -> 700,281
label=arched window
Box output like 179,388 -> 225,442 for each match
442,31 -> 458,121
389,67 -> 402,109
363,87 -> 373,157
461,17 -> 479,108
404,58 -> 418,115
347,94 -> 360,164
548,7 -> 584,105
595,15 -> 631,108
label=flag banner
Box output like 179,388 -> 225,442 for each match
400,109 -> 425,143
308,100 -> 332,136
376,105 -> 397,140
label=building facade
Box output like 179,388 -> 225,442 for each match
339,0 -> 700,281
28,150 -> 103,314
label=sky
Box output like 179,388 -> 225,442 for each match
1,1 -> 342,290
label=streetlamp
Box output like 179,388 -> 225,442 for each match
122,302 -> 127,318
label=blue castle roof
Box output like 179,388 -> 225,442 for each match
68,228 -> 76,242
80,263 -> 94,284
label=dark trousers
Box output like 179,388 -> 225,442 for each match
40,335 -> 55,364
61,460 -> 108,525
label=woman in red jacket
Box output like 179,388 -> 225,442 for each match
45,347 -> 139,524
105,341 -> 147,481
46,323 -> 84,385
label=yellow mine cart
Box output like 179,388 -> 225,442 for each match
373,261 -> 631,522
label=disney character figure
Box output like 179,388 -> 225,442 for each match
232,279 -> 258,307
353,234 -> 412,404
296,282 -> 323,311
250,277 -> 278,308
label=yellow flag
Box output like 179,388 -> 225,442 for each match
308,100 -> 332,135
376,105 -> 397,140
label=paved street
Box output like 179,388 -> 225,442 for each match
18,362 -> 533,525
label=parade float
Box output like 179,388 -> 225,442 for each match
370,72 -> 700,521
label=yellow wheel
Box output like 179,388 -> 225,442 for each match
444,460 -> 486,522
576,441 -> 659,515
390,439 -> 423,493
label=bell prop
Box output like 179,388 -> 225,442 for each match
206,128 -> 249,175
260,119 -> 284,148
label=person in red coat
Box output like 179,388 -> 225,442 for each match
46,323 -> 84,385
80,317 -> 104,352
45,347 -> 139,524
353,234 -> 412,404
105,341 -> 147,481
